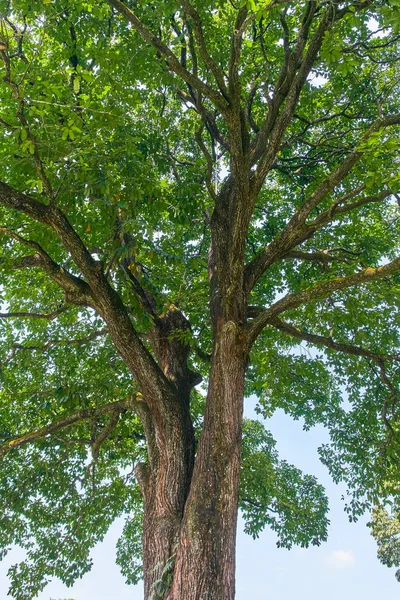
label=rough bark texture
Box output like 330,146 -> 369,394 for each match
137,309 -> 198,598
140,411 -> 194,599
167,325 -> 247,600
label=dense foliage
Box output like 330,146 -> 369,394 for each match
0,0 -> 400,598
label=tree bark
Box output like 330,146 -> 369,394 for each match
166,322 -> 247,600
136,385 -> 195,599
134,309 -> 198,599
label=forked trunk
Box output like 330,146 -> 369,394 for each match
140,186 -> 249,599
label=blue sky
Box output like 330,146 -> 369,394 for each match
1,401 -> 399,600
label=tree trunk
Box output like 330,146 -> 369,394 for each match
142,479 -> 181,599
137,183 -> 249,599
141,467 -> 186,599
166,322 -> 247,600
138,395 -> 195,599
88,291 -> 199,597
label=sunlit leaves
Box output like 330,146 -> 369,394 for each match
240,419 -> 329,547
370,505 -> 400,580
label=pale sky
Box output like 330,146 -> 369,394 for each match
1,400 -> 399,600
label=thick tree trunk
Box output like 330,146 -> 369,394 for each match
141,467 -> 187,598
87,290 -> 199,597
138,182 -> 250,599
138,396 -> 195,599
166,322 -> 247,600
142,478 -> 181,598
158,182 -> 250,599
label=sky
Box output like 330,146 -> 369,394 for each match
1,400 -> 399,600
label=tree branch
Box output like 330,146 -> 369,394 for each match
107,0 -> 229,113
247,256 -> 400,344
0,184 -> 179,427
251,2 -> 375,185
228,7 -> 248,103
266,316 -> 400,363
250,1 -> 322,171
245,114 -> 400,293
174,85 -> 229,149
90,410 -> 121,462
282,248 -> 360,265
179,0 -> 229,100
2,329 -> 108,365
280,115 -> 400,229
0,47 -> 55,200
310,190 -> 392,229
266,315 -> 400,438
0,306 -> 69,320
0,181 -> 112,294
0,396 -> 138,459
195,125 -> 218,200
0,226 -> 92,300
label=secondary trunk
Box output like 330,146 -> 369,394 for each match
137,308 -> 199,599
138,396 -> 195,599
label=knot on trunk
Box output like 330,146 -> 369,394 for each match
135,461 -> 151,495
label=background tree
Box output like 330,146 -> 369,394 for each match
1,0 -> 400,598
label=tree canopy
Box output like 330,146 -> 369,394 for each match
0,1 -> 400,598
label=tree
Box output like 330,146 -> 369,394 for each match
1,0 -> 400,598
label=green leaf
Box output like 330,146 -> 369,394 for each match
73,75 -> 81,95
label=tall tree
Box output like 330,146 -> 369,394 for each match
1,0 -> 400,598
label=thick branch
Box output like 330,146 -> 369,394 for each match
281,115 -> 400,228
179,0 -> 229,99
0,182 -> 51,222
0,396 -> 138,459
251,1 -> 322,171
0,227 -> 91,299
228,7 -> 248,103
377,362 -> 400,437
251,1 -> 376,184
247,256 -> 400,344
309,190 -> 392,230
0,182 -> 110,291
0,184 -> 177,420
245,115 -> 400,293
267,316 -> 400,363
